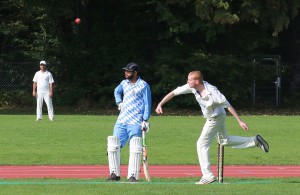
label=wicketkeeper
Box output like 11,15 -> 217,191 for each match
107,63 -> 151,182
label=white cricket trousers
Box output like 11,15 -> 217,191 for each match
197,113 -> 257,180
36,93 -> 54,120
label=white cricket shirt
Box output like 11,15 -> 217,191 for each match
173,81 -> 231,118
33,70 -> 54,93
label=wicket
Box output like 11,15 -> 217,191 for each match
217,144 -> 224,183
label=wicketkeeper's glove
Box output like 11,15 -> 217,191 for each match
141,120 -> 150,133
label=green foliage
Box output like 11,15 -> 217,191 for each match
195,0 -> 300,36
0,0 -> 61,61
0,91 -> 35,108
153,53 -> 254,107
0,0 -> 299,108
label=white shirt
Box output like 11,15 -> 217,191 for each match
173,81 -> 231,118
33,70 -> 54,93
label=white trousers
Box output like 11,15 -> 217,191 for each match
36,93 -> 54,120
197,113 -> 256,180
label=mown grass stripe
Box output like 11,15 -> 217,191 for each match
0,180 -> 278,185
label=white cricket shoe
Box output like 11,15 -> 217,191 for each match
195,177 -> 216,185
35,119 -> 41,121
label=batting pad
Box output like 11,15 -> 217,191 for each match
107,136 -> 121,176
127,137 -> 142,180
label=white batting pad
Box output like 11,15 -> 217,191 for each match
107,136 -> 121,176
127,137 -> 142,180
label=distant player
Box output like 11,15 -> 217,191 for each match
32,61 -> 54,121
107,63 -> 151,182
156,70 -> 269,185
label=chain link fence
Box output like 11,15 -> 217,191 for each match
0,62 -> 37,92
0,60 -> 299,108
252,56 -> 281,107
251,57 -> 300,107
0,62 -> 37,107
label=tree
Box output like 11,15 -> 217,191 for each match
194,0 -> 300,36
1,0 -> 299,108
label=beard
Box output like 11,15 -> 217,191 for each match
125,73 -> 134,80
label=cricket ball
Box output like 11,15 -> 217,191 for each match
75,18 -> 81,24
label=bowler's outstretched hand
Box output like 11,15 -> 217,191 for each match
155,105 -> 163,114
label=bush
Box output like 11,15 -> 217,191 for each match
0,90 -> 35,108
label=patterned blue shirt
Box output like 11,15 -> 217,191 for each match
114,77 -> 151,125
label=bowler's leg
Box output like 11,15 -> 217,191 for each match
216,116 -> 269,152
196,118 -> 220,182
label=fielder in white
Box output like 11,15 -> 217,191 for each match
155,70 -> 269,185
107,63 -> 151,182
32,60 -> 54,121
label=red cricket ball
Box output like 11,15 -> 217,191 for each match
75,18 -> 81,24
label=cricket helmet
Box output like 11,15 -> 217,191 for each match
122,62 -> 140,72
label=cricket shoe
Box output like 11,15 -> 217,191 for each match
195,177 -> 216,185
35,119 -> 41,121
128,176 -> 138,182
107,173 -> 120,181
256,135 -> 269,153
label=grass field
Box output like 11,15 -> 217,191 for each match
0,114 -> 299,165
0,178 -> 299,195
0,114 -> 299,194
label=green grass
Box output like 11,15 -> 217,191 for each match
0,178 -> 299,195
0,115 -> 299,165
0,114 -> 299,194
